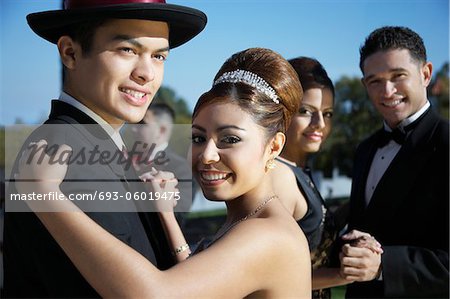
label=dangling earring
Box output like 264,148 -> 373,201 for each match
266,158 -> 276,171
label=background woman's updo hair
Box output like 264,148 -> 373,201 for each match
193,48 -> 303,139
288,57 -> 335,98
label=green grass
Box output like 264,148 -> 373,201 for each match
331,285 -> 346,298
186,208 -> 227,219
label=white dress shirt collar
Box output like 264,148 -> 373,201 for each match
383,101 -> 430,132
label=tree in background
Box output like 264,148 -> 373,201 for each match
429,62 -> 449,119
314,75 -> 381,177
152,86 -> 192,124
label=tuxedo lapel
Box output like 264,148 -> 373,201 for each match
47,100 -> 96,125
350,132 -> 381,223
364,109 -> 441,223
47,100 -> 173,267
47,100 -> 126,178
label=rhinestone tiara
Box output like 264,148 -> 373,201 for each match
213,69 -> 280,104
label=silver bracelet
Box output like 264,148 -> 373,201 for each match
173,243 -> 190,256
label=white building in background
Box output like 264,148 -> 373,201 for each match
190,192 -> 225,212
190,168 -> 352,212
317,168 -> 352,201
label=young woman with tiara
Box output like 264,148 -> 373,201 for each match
16,48 -> 311,298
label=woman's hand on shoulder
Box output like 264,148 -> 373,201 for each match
16,139 -> 71,194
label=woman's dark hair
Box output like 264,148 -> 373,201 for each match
288,57 -> 334,98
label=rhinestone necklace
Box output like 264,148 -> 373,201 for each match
212,195 -> 277,243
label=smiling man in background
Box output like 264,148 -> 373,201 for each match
341,26 -> 449,298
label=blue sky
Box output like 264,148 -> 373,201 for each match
1,0 -> 449,125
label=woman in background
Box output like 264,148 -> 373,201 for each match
271,57 -> 382,298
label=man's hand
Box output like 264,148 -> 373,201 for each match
342,230 -> 383,254
340,243 -> 382,281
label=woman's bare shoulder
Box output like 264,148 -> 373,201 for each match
271,160 -> 296,181
224,217 -> 311,296
219,216 -> 309,263
174,215 -> 311,298
270,162 -> 307,219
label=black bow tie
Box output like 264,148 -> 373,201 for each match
376,107 -> 429,148
377,128 -> 407,148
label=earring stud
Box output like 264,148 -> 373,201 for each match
266,158 -> 276,170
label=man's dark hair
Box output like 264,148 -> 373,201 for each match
359,26 -> 427,73
146,102 -> 176,123
62,19 -> 108,83
67,19 -> 108,54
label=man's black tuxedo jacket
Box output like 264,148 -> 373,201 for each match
3,101 -> 174,298
346,107 -> 449,298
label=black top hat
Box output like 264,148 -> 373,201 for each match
27,0 -> 207,49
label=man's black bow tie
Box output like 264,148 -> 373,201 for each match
377,128 -> 407,147
376,107 -> 428,148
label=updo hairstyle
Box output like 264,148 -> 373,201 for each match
193,48 -> 303,140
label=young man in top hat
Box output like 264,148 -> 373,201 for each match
3,1 -> 206,297
339,26 -> 449,298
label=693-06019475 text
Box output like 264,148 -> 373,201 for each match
9,191 -> 181,202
